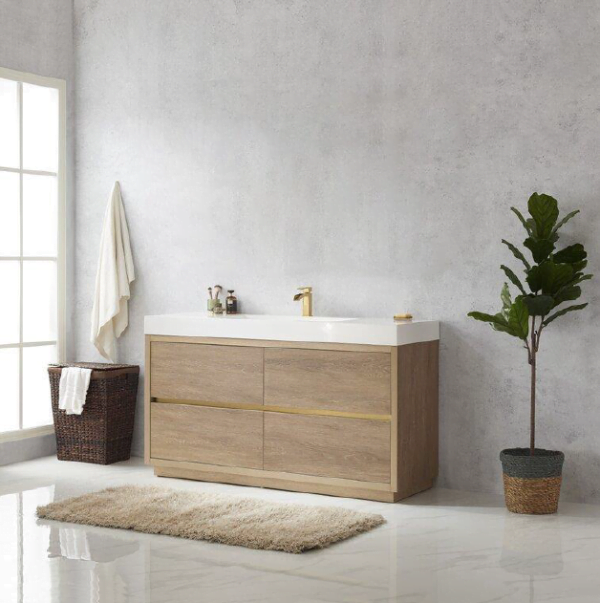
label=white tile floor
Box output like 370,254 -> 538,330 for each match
2,457 -> 600,602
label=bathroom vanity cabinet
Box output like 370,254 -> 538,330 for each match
144,316 -> 439,502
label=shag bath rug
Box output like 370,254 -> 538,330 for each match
36,485 -> 385,553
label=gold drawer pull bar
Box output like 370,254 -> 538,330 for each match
151,397 -> 391,422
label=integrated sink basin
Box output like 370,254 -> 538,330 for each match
226,315 -> 349,321
144,312 -> 439,346
291,316 -> 350,322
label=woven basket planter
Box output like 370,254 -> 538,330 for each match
48,363 -> 139,465
500,448 -> 565,515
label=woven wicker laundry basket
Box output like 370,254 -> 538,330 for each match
48,363 -> 139,465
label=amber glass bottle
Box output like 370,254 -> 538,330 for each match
226,290 -> 238,314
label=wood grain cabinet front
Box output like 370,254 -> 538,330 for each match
150,403 -> 263,469
264,413 -> 391,483
264,348 -> 391,415
145,336 -> 439,502
150,342 -> 263,405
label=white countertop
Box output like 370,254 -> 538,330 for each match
144,313 -> 439,346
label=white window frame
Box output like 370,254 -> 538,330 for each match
0,66 -> 66,443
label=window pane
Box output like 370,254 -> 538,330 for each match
0,261 -> 20,344
23,261 -> 57,342
0,348 -> 19,432
0,171 -> 20,256
23,174 -> 57,256
23,83 -> 59,173
23,344 -> 55,428
0,78 -> 19,168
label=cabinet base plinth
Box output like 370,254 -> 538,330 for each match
152,462 -> 433,503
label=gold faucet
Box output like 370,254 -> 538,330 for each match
293,286 -> 313,317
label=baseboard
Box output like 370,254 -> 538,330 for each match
0,433 -> 57,466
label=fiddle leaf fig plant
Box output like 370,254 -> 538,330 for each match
468,193 -> 592,455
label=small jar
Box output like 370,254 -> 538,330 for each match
226,290 -> 238,315
208,299 -> 224,315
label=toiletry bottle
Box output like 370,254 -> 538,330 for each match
226,290 -> 238,314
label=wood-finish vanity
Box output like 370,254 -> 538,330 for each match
145,333 -> 439,502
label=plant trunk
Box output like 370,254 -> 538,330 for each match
530,353 -> 536,455
530,317 -> 536,456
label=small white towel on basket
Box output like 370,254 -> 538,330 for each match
59,368 -> 92,415
90,182 -> 135,362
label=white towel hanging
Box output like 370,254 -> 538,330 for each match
90,182 -> 135,362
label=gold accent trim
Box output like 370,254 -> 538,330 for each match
151,397 -> 392,422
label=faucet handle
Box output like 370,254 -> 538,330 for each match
297,286 -> 312,292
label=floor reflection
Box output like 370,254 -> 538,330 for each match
499,513 -> 565,603
2,483 -> 410,603
47,525 -> 139,563
500,513 -> 564,577
0,485 -> 142,603
1,486 -> 57,603
4,456 -> 600,603
46,526 -> 140,603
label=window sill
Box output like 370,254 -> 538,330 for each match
0,425 -> 54,444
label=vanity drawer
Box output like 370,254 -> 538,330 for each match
150,342 -> 263,404
150,403 -> 263,469
264,348 -> 391,415
264,414 -> 390,483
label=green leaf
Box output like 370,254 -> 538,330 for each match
528,193 -> 559,238
553,285 -> 581,307
551,209 -> 580,234
468,310 -> 523,339
572,260 -> 588,273
511,207 -> 534,235
493,312 -> 516,335
552,263 -> 575,292
526,261 -> 574,295
468,311 -> 511,333
526,265 -> 542,293
501,265 -> 526,295
570,273 -> 593,287
502,239 -> 531,270
500,283 -> 512,312
507,297 -> 529,340
524,237 -> 555,263
553,243 -> 587,265
542,303 -> 588,327
522,295 -> 554,316
468,311 -> 500,323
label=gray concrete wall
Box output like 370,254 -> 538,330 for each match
71,1 -> 600,501
0,0 -> 74,464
